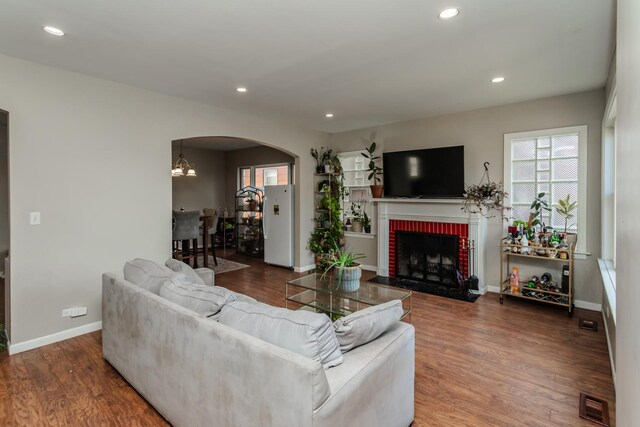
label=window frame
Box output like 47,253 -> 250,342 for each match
237,162 -> 292,191
503,125 -> 588,256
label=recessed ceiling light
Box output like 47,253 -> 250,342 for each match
236,87 -> 247,93
439,8 -> 459,20
43,26 -> 65,36
491,77 -> 505,83
325,113 -> 334,118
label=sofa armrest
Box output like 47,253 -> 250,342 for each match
194,267 -> 214,285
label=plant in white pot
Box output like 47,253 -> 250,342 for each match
555,194 -> 578,246
350,202 -> 364,232
324,246 -> 365,292
362,142 -> 384,198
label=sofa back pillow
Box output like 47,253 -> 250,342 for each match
124,258 -> 175,294
165,258 -> 205,286
333,300 -> 404,352
160,278 -> 237,318
219,301 -> 343,369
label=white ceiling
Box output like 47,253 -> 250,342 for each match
178,136 -> 260,152
0,0 -> 615,133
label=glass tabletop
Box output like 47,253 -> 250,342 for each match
286,273 -> 411,306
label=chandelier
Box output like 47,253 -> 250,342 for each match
172,140 -> 197,177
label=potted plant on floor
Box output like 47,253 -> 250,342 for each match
324,246 -> 365,292
555,194 -> 578,245
362,142 -> 384,198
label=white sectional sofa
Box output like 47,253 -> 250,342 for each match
102,260 -> 415,427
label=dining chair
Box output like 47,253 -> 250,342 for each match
172,210 -> 200,267
203,208 -> 219,266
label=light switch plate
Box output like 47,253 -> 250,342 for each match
30,212 -> 41,225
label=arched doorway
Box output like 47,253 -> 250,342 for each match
170,136 -> 297,269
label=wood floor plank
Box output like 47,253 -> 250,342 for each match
0,249 -> 616,426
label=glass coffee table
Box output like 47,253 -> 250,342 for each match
286,273 -> 412,321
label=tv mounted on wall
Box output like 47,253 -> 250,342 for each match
382,146 -> 465,198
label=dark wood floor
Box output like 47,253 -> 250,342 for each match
0,250 -> 616,426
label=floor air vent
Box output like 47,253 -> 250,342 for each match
579,319 -> 598,332
579,393 -> 610,426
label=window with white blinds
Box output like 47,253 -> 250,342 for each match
504,126 -> 588,253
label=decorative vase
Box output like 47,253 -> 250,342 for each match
364,225 -> 371,233
316,165 -> 324,173
324,164 -> 333,173
351,220 -> 363,233
370,185 -> 384,198
334,264 -> 362,292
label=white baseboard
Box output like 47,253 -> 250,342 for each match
294,264 -> 316,273
601,311 -> 616,390
361,264 -> 378,272
486,287 -> 601,311
574,300 -> 602,312
487,285 -> 500,293
9,321 -> 102,355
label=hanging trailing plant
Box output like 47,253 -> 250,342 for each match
461,162 -> 510,218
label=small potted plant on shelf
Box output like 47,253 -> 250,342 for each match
350,202 -> 364,232
555,194 -> 578,246
528,192 -> 551,230
362,142 -> 384,198
322,148 -> 334,173
362,212 -> 372,233
323,245 -> 365,292
246,195 -> 257,211
311,147 -> 330,173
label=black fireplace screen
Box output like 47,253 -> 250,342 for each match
395,231 -> 459,286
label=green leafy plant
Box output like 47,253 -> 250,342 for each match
528,192 -> 551,229
310,147 -> 333,168
350,202 -> 364,222
361,212 -> 371,228
361,142 -> 383,184
0,323 -> 6,352
555,194 -> 577,233
308,182 -> 344,259
461,181 -> 509,218
322,245 -> 365,282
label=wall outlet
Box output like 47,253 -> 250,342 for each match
30,212 -> 41,225
70,307 -> 88,318
62,307 -> 87,318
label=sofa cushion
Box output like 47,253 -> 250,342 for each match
165,258 -> 205,286
219,301 -> 343,369
333,300 -> 404,353
160,279 -> 237,318
217,287 -> 258,304
124,258 -> 175,294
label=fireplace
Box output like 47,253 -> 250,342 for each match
395,231 -> 460,286
377,200 -> 486,294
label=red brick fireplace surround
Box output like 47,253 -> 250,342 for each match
388,219 -> 469,278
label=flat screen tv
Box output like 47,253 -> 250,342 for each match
382,146 -> 464,198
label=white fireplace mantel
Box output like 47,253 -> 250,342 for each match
376,198 -> 488,294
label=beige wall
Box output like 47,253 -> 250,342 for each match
224,146 -> 294,208
615,0 -> 640,422
329,89 -> 605,305
171,145 -> 226,213
0,53 -> 326,348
